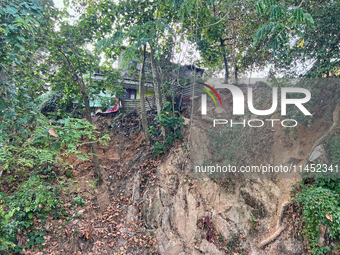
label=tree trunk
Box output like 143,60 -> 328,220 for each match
58,47 -> 103,184
150,43 -> 166,137
235,63 -> 238,81
139,44 -> 150,145
231,44 -> 237,84
150,44 -> 163,115
223,52 -> 229,84
78,80 -> 103,184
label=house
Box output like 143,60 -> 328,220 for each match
86,50 -> 205,113
88,66 -> 156,113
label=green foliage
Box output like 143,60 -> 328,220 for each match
254,0 -> 314,53
255,0 -> 276,15
66,169 -> 72,178
0,116 -> 109,175
73,196 -> 86,207
313,178 -> 340,196
0,0 -> 47,141
181,0 -> 268,78
93,0 -> 175,70
326,135 -> 340,166
7,176 -> 61,214
26,231 -> 45,250
0,176 -> 61,253
249,213 -> 256,229
293,185 -> 340,254
0,0 -> 44,64
0,206 -> 19,252
149,101 -> 184,156
37,90 -> 79,119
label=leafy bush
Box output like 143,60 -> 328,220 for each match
0,206 -> 19,252
293,135 -> 340,254
326,135 -> 340,166
38,90 -> 64,117
0,116 -> 110,175
0,176 -> 61,253
7,176 -> 61,215
25,231 -> 46,250
149,101 -> 185,156
293,183 -> 340,254
74,196 -> 86,207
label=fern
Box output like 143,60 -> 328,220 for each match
256,0 -> 276,16
95,31 -> 125,52
253,22 -> 274,46
254,0 -> 314,53
303,13 -> 314,28
289,7 -> 305,22
270,5 -> 287,21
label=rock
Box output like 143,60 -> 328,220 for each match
126,205 -> 138,224
143,188 -> 167,228
267,238 -> 303,255
240,188 -> 269,218
132,150 -> 143,162
132,171 -> 141,203
318,224 -> 327,247
140,149 -> 286,254
155,230 -> 184,254
201,115 -> 214,123
213,215 -> 232,240
284,238 -> 303,254
199,239 -> 223,255
309,145 -> 330,164
214,106 -> 226,115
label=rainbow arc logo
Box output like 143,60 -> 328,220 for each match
199,82 -> 222,107
199,82 -> 222,115
200,83 -> 312,116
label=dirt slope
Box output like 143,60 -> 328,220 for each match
24,80 -> 333,255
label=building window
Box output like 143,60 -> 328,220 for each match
124,89 -> 136,99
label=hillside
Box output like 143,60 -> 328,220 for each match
1,78 -> 339,255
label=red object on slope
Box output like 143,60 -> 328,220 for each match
105,97 -> 121,113
206,216 -> 212,243
105,105 -> 119,113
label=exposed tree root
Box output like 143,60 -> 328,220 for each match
276,201 -> 290,229
258,225 -> 286,249
257,201 -> 290,249
257,102 -> 340,250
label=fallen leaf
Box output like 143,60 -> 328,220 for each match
49,128 -> 57,137
326,214 -> 333,222
86,230 -> 91,239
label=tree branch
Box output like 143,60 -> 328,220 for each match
190,13 -> 229,33
221,37 -> 234,42
298,0 -> 305,8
